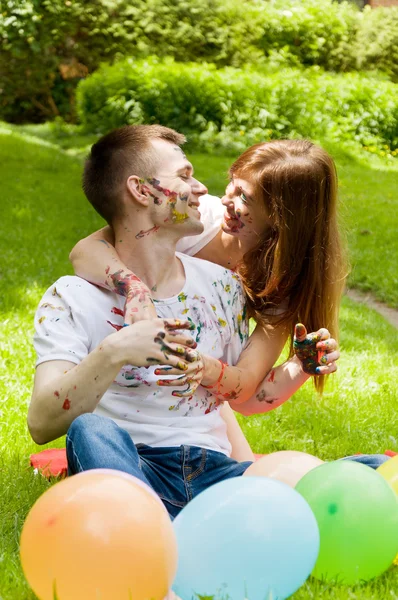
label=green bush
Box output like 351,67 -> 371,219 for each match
76,57 -> 398,157
0,0 -> 264,123
354,6 -> 398,83
2,0 -> 398,123
258,0 -> 359,72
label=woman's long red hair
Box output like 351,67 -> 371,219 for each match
231,140 -> 348,393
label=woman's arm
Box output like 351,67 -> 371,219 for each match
220,403 -> 255,462
69,228 -> 157,322
198,325 -> 338,416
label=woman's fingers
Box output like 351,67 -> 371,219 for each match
316,362 -> 338,375
316,338 -> 338,352
155,361 -> 200,377
157,355 -> 190,371
319,350 -> 340,365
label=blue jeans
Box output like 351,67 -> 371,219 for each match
339,453 -> 390,469
66,414 -> 390,518
66,414 -> 252,519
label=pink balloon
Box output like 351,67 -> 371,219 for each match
244,451 -> 324,487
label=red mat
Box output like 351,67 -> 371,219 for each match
30,449 -> 397,479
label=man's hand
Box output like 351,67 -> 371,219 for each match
293,323 -> 339,375
110,318 -> 198,371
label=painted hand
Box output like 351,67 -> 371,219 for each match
155,350 -> 204,398
107,269 -> 157,324
293,323 -> 339,375
113,318 -> 197,370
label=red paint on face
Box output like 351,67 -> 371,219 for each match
62,398 -> 71,410
54,391 -> 60,398
105,266 -> 110,275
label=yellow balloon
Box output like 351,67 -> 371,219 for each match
244,451 -> 324,488
377,456 -> 398,566
20,470 -> 177,600
377,456 -> 398,494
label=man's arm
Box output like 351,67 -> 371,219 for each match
28,342 -> 123,445
29,318 -> 200,445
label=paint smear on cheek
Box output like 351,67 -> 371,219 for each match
172,209 -> 189,223
62,398 -> 71,410
54,391 -> 60,398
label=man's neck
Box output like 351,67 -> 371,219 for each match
113,223 -> 185,298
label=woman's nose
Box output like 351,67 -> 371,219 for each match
222,195 -> 234,208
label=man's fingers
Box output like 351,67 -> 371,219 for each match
163,319 -> 196,332
165,331 -> 197,348
294,323 -> 307,343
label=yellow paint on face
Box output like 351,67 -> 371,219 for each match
172,209 -> 189,223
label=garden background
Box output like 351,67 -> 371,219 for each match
0,0 -> 398,598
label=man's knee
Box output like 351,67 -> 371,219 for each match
67,413 -> 115,444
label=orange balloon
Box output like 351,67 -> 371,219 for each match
244,451 -> 324,487
20,470 -> 177,600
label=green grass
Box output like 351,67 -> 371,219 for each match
1,128 -> 397,599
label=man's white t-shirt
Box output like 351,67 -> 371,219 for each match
34,253 -> 248,456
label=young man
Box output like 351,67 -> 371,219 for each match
28,125 -> 340,519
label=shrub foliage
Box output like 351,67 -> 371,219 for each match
76,57 -> 398,155
1,0 -> 398,123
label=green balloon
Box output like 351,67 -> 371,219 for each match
295,460 -> 398,584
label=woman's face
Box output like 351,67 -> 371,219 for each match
221,176 -> 272,248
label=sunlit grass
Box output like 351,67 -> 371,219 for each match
0,129 -> 397,599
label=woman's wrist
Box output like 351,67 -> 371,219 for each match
201,355 -> 223,387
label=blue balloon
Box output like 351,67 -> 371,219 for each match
173,477 -> 319,600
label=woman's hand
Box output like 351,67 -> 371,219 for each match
109,318 -> 198,370
154,351 -> 204,398
293,323 -> 339,375
107,270 -> 157,324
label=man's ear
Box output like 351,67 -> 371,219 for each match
126,176 -> 150,206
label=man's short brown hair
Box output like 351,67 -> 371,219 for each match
82,124 -> 186,224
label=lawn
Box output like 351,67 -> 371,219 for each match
0,128 -> 397,599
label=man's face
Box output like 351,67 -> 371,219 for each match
141,139 -> 208,236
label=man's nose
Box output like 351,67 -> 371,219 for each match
192,178 -> 208,197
